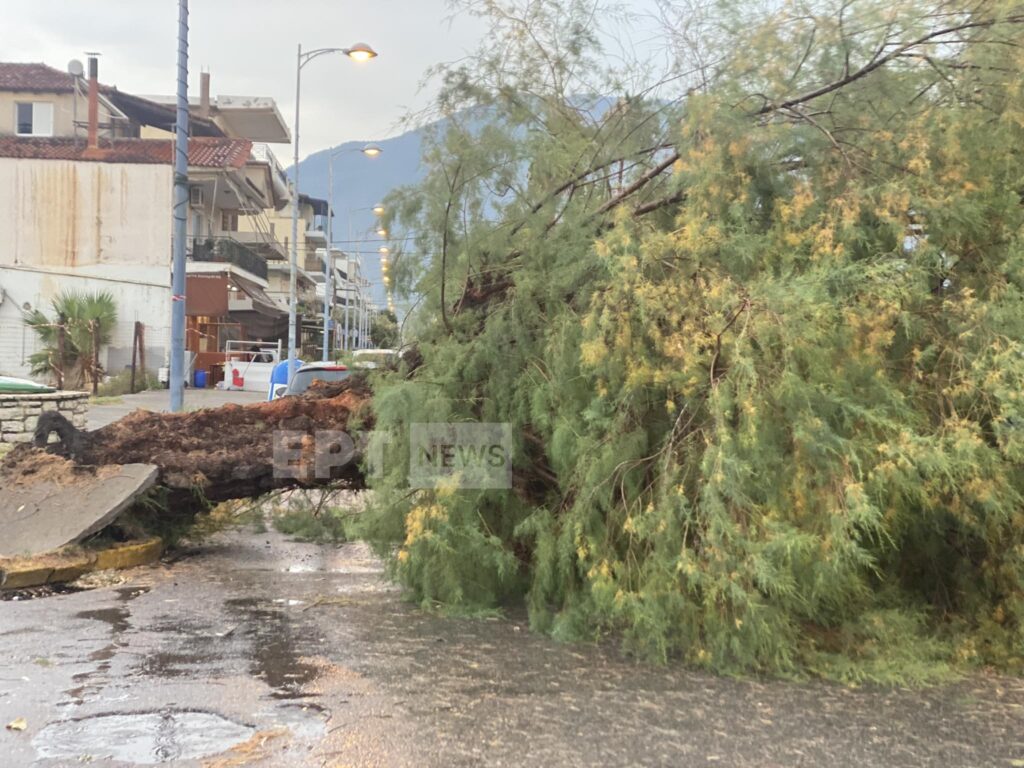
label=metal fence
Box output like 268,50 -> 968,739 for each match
190,237 -> 269,280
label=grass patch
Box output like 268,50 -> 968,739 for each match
178,497 -> 269,543
97,369 -> 161,397
89,395 -> 124,405
269,490 -> 360,544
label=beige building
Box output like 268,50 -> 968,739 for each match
0,60 -> 292,383
250,194 -> 328,308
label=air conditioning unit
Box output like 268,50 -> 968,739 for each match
189,186 -> 204,208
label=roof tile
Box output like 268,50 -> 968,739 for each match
0,137 -> 253,168
0,62 -> 109,93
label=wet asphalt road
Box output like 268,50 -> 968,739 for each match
1,526 -> 1023,767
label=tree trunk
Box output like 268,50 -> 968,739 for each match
1,379 -> 373,519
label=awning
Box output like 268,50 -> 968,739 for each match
228,310 -> 289,340
231,274 -> 283,317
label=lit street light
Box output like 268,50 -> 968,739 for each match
289,41 -> 377,379
345,42 -> 377,63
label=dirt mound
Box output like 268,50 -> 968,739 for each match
0,450 -> 118,488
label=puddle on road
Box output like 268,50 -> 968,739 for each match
64,585 -> 151,707
272,701 -> 330,740
34,709 -> 255,764
75,605 -> 131,633
226,597 -> 320,700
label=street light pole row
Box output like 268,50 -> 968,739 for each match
324,145 -> 382,360
289,41 -> 377,380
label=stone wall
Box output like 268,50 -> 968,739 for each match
0,391 -> 88,444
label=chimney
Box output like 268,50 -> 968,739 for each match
199,71 -> 211,118
87,56 -> 99,149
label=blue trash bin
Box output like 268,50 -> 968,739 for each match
268,359 -> 303,400
194,369 -> 207,389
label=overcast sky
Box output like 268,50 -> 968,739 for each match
4,1 -> 671,161
2,0 -> 492,159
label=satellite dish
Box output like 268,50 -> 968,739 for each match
67,59 -> 84,77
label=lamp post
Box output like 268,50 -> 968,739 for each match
360,279 -> 370,349
338,204 -> 385,352
289,41 -> 377,381
324,144 -> 381,361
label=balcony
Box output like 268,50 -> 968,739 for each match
190,237 -> 268,280
232,229 -> 287,260
305,226 -> 327,244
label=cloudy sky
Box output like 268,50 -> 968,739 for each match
3,0 -> 492,158
4,1 -> 671,160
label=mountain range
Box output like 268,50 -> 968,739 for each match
289,124 -> 428,307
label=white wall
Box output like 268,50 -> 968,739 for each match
0,267 -> 171,380
0,157 -> 173,274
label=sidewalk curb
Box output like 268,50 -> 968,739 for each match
0,537 -> 164,589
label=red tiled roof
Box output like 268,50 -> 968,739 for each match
0,137 -> 253,168
0,62 -> 112,93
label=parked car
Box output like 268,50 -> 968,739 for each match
269,362 -> 350,399
351,348 -> 398,370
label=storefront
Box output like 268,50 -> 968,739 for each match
185,270 -> 287,386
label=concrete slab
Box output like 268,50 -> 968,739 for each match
0,463 -> 158,557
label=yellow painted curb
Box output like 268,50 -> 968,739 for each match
0,538 -> 164,590
46,555 -> 93,584
1,564 -> 55,590
92,538 -> 164,571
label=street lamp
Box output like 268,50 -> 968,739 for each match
324,143 -> 382,361
289,41 -> 377,380
346,42 -> 377,63
372,203 -> 385,216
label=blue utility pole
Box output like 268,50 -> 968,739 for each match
169,0 -> 189,412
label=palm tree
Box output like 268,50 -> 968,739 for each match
24,291 -> 117,389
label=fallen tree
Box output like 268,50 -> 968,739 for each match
365,0 -> 1024,681
0,378 -> 374,518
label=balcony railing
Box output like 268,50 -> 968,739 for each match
251,142 -> 287,181
190,237 -> 268,280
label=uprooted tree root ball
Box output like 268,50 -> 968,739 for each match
0,377 -> 374,519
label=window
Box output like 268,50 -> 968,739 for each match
221,210 -> 239,233
15,102 -> 54,136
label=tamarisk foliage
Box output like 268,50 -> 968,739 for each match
363,0 -> 1024,680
